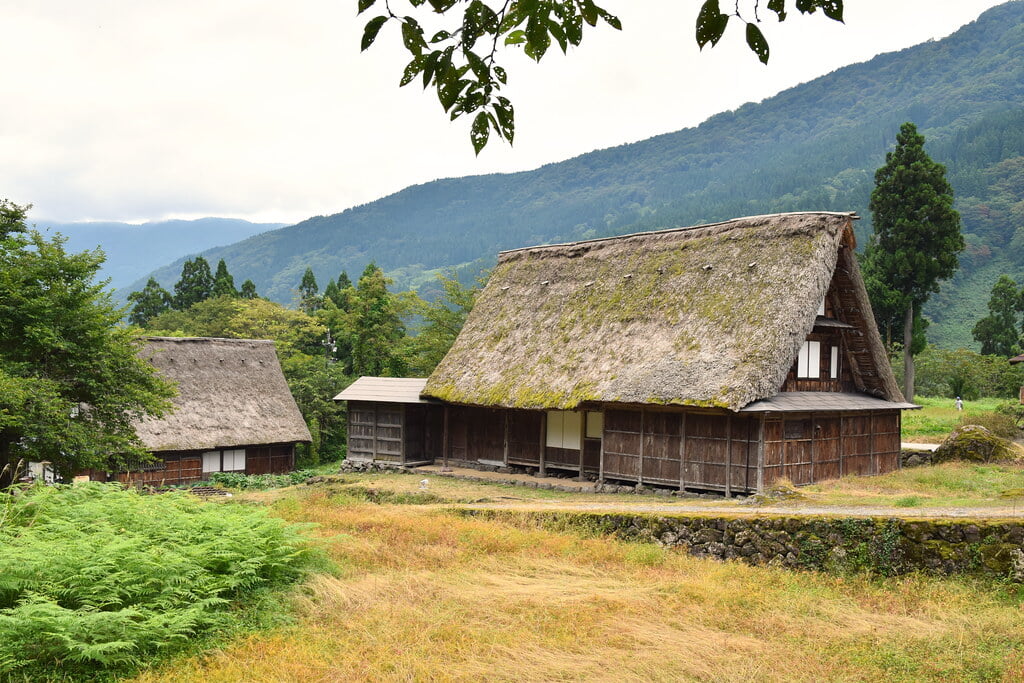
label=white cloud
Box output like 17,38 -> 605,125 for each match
0,0 -> 1008,224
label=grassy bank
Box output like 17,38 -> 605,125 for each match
136,488 -> 1024,682
903,397 -> 1009,443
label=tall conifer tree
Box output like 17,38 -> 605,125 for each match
127,278 -> 172,326
862,122 -> 963,400
211,259 -> 238,298
172,257 -> 215,310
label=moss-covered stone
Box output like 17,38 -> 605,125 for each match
933,425 -> 1018,464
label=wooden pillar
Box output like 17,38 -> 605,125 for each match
725,413 -> 733,498
638,408 -> 645,485
838,413 -> 845,478
577,410 -> 586,481
679,411 -> 687,493
441,405 -> 450,472
502,411 -> 510,466
399,405 -> 407,465
372,404 -> 379,461
598,407 -> 606,483
808,413 -> 815,484
539,412 -> 547,477
756,413 -> 766,494
896,410 -> 903,470
868,410 -> 876,475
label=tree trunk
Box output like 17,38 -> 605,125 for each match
903,304 -> 915,402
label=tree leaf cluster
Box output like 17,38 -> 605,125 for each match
0,483 -> 314,678
972,274 -> 1024,356
360,0 -> 842,151
0,201 -> 175,481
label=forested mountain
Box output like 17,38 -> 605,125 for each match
46,217 -> 283,292
136,1 -> 1024,349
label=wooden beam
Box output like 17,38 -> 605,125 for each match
441,405 -> 450,472
868,410 -> 876,475
598,407 -> 606,483
539,411 -> 547,477
838,412 -> 845,478
399,405 -> 407,465
502,410 -> 509,466
756,414 -> 766,494
372,403 -> 379,461
638,408 -> 645,485
679,410 -> 687,493
808,413 -> 815,483
725,413 -> 733,498
578,410 -> 585,481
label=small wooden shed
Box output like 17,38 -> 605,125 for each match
335,377 -> 443,466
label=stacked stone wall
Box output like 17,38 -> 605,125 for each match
460,510 -> 1024,580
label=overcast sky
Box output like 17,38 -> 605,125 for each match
1,1 -> 1008,225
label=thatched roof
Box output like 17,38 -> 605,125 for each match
423,212 -> 903,411
135,337 -> 311,452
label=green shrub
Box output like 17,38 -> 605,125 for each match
960,410 -> 1022,440
207,469 -> 317,491
0,483 -> 314,679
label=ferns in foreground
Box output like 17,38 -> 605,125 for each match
0,483 -> 314,678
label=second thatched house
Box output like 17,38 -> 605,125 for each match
97,337 -> 311,486
337,212 -> 916,494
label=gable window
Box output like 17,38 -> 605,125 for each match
797,341 -> 821,379
546,411 -> 582,450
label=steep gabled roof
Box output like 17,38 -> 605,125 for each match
134,337 -> 311,452
423,212 -> 903,411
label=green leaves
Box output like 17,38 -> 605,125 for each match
358,0 -> 844,151
696,0 -> 729,49
358,0 -> 622,153
745,23 -> 769,65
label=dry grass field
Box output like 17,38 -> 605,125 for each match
136,486 -> 1024,682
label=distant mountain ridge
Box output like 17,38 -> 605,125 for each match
44,217 -> 284,293
134,1 -> 1024,349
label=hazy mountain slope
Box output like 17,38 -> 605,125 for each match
136,2 -> 1024,349
47,218 -> 284,293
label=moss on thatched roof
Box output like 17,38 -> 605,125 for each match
423,212 -> 902,411
134,337 -> 311,452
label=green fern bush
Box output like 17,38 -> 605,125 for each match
0,482 -> 314,679
207,469 -> 317,490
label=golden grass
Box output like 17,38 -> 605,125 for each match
803,462 -> 1024,509
137,491 -> 1024,682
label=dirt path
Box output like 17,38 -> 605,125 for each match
459,499 -> 1024,519
414,464 -> 1023,520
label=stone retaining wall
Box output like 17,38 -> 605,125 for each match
460,509 -> 1024,581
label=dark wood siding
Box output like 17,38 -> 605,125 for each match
602,408 -> 758,494
114,442 -> 296,487
348,401 -> 442,464
762,410 -> 901,487
507,410 -> 542,466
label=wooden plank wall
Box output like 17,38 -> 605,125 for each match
246,444 -> 294,474
348,402 -> 404,462
448,406 -> 505,464
507,410 -> 542,466
115,453 -> 203,486
603,408 -> 758,493
762,411 -> 901,486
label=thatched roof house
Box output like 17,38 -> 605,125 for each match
340,212 -> 915,494
106,337 -> 310,486
425,212 -> 901,410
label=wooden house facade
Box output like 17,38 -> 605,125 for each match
91,337 -> 311,486
338,212 -> 915,494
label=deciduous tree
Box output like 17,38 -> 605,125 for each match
352,263 -> 406,376
862,122 -> 964,401
0,201 -> 174,481
240,279 -> 259,299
